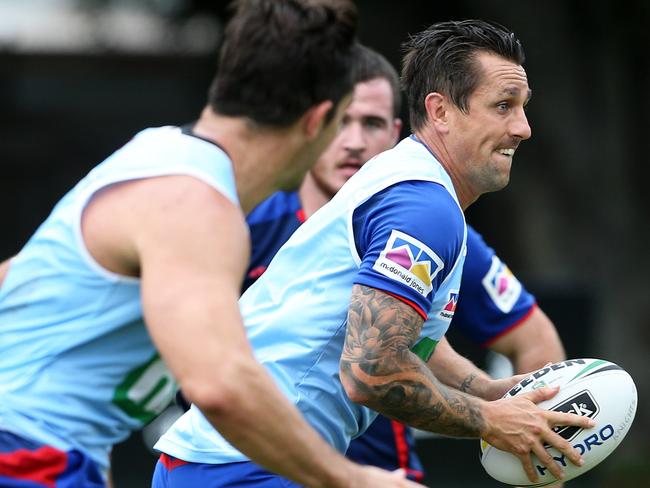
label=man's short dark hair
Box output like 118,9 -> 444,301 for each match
351,45 -> 402,117
209,0 -> 358,128
401,19 -> 526,130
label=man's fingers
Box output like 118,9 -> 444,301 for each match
516,451 -> 539,483
531,442 -> 565,480
390,468 -> 425,487
521,385 -> 560,404
510,372 -> 528,383
547,411 -> 596,429
402,479 -> 425,487
543,430 -> 585,467
363,466 -> 426,487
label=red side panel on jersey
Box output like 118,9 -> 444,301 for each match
0,446 -> 67,488
390,421 -> 425,482
159,453 -> 189,472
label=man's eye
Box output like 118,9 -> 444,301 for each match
364,119 -> 385,129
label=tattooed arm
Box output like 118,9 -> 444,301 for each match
340,284 -> 486,437
339,284 -> 595,483
426,337 -> 520,401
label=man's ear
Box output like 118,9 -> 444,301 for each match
303,100 -> 334,139
391,118 -> 403,146
424,92 -> 450,133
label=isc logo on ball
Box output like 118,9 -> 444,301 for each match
548,390 -> 599,442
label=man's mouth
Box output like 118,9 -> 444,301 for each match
338,160 -> 363,175
496,148 -> 515,157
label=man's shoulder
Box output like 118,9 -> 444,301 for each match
378,180 -> 464,227
247,191 -> 301,226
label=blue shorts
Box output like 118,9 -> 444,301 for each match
152,454 -> 302,487
0,430 -> 104,488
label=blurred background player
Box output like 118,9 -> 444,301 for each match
154,20 -> 593,486
0,1 -> 424,487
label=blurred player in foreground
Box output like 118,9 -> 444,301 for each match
154,20 -> 591,486
0,1 -> 423,487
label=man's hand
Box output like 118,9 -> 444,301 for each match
480,386 -> 595,483
479,373 -> 527,401
349,467 -> 424,487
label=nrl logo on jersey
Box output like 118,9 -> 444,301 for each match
481,255 -> 522,313
439,290 -> 459,320
372,230 -> 443,297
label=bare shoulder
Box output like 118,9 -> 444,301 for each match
82,175 -> 248,277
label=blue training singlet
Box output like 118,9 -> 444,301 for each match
0,126 -> 238,471
240,192 -> 536,481
156,135 -> 467,464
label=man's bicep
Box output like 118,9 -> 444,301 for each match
488,306 -> 565,373
342,284 -> 424,378
136,176 -> 252,384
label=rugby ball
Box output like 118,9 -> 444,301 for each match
480,358 -> 637,486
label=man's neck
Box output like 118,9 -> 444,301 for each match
298,172 -> 333,218
193,107 -> 301,214
413,130 -> 476,210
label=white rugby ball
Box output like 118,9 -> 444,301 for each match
480,358 -> 637,486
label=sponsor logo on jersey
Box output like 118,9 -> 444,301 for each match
372,230 -> 443,298
481,255 -> 522,313
439,291 -> 459,320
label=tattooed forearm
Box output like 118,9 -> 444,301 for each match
340,284 -> 486,438
430,383 -> 485,437
460,373 -> 478,393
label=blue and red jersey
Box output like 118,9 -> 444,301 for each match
243,190 -> 536,480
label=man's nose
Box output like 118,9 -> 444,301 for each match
511,107 -> 531,140
342,122 -> 367,153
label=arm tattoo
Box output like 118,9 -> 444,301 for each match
341,284 -> 485,437
460,373 -> 478,393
